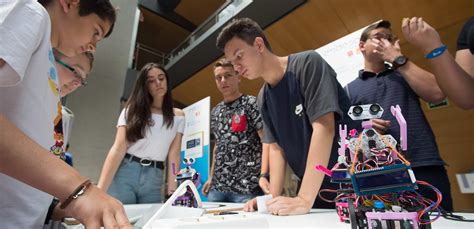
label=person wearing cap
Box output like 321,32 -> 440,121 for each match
345,20 -> 453,211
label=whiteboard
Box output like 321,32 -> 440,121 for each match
317,21 -> 381,87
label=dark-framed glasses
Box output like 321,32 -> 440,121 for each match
56,59 -> 87,86
369,32 -> 397,42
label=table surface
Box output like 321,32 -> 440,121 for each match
58,202 -> 474,228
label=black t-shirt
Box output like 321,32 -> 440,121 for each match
258,50 -> 353,178
457,17 -> 474,54
210,95 -> 263,194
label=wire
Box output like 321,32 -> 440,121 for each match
415,181 -> 443,224
375,131 -> 410,165
318,189 -> 338,203
350,134 -> 364,174
441,211 -> 474,222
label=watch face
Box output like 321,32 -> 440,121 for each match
395,56 -> 407,65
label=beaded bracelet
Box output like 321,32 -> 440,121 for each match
59,179 -> 92,209
425,44 -> 447,59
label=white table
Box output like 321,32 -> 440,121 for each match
207,203 -> 474,228
57,202 -> 474,228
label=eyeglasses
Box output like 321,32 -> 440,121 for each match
56,59 -> 87,86
368,32 -> 397,42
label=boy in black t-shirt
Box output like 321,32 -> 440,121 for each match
202,58 -> 265,203
216,18 -> 353,215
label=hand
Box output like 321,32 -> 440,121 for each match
63,185 -> 132,228
371,119 -> 391,134
371,38 -> 403,63
51,203 -> 67,221
243,198 -> 258,212
167,182 -> 177,196
202,180 -> 212,196
401,17 -> 444,54
167,188 -> 175,196
259,177 -> 270,194
266,196 -> 311,216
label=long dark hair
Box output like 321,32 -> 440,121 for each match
125,63 -> 175,143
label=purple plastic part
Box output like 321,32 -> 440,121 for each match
366,211 -> 418,229
362,120 -> 373,130
173,171 -> 201,208
338,124 -> 347,156
172,163 -> 177,175
391,105 -> 407,151
390,149 -> 399,160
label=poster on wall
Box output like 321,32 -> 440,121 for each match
316,20 -> 382,87
180,96 -> 211,201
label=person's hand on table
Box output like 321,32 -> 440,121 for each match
243,198 -> 258,212
266,196 -> 311,216
63,185 -> 132,228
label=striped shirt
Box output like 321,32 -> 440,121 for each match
345,68 -> 445,167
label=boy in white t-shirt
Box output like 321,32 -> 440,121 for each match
0,0 -> 130,228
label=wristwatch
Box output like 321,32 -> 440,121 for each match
392,55 -> 408,69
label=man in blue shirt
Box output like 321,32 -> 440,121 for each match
217,18 -> 354,215
345,20 -> 453,211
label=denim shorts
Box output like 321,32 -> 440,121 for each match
108,158 -> 164,204
207,189 -> 255,203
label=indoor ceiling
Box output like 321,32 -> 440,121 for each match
134,0 -> 225,69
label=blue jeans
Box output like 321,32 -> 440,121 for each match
207,190 -> 255,203
108,159 -> 163,204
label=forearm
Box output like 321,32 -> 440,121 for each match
97,147 -> 125,191
0,115 -> 86,202
167,133 -> 183,191
269,143 -> 285,197
428,51 -> 474,109
298,113 -> 334,207
208,146 -> 217,180
167,149 -> 181,191
398,61 -> 445,103
261,143 -> 270,174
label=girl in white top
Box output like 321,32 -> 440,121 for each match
98,63 -> 184,204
